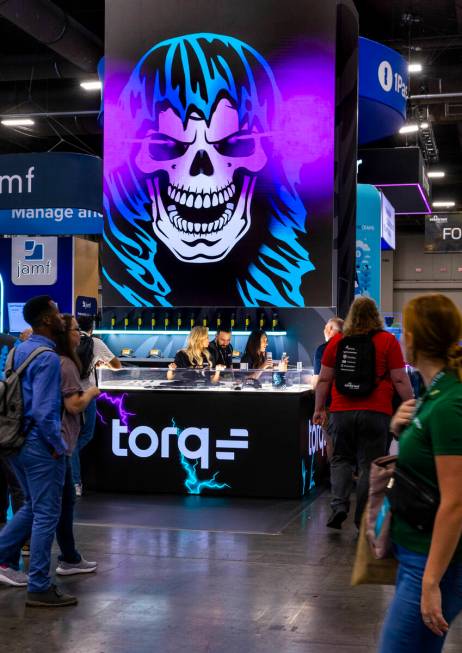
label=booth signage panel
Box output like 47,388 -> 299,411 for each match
356,184 -> 382,306
358,37 -> 408,144
76,295 -> 97,318
0,153 -> 102,235
381,194 -> 396,250
11,236 -> 58,286
425,213 -> 462,253
0,237 -> 73,332
87,389 -> 326,498
102,0 -> 336,308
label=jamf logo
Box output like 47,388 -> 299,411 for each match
12,236 -> 57,286
112,420 -> 249,469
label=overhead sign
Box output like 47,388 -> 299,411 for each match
381,194 -> 395,250
425,213 -> 462,252
0,153 -> 102,235
11,236 -> 58,286
358,37 -> 408,144
356,184 -> 382,306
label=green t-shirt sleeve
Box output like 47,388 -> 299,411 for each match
429,397 -> 462,455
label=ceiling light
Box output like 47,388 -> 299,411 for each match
399,124 -> 419,134
80,81 -> 102,91
1,118 -> 34,126
419,122 -> 429,129
428,171 -> 445,178
408,63 -> 423,73
432,201 -> 455,208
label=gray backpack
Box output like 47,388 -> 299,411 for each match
0,346 -> 54,455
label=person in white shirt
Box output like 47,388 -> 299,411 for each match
71,316 -> 121,496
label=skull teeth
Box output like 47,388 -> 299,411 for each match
167,203 -> 235,235
167,181 -> 235,207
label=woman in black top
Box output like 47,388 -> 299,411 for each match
168,326 -> 224,381
241,330 -> 274,370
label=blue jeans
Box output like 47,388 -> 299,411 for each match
55,457 -> 81,564
71,398 -> 97,485
0,437 -> 65,593
379,545 -> 462,653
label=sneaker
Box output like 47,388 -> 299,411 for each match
21,543 -> 30,557
74,484 -> 82,497
56,557 -> 97,576
0,565 -> 28,587
326,510 -> 348,530
26,584 -> 77,607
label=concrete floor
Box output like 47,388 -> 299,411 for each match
0,491 -> 461,653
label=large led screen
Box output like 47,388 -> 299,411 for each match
103,0 -> 336,307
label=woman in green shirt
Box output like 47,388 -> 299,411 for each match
379,294 -> 462,653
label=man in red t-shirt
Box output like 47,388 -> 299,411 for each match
313,297 -> 413,530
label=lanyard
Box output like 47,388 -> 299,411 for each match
414,370 -> 446,417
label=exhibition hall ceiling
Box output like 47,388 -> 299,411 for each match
0,0 -> 460,214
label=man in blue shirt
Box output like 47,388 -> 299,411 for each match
0,295 -> 77,607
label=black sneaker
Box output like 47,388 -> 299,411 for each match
326,510 -> 348,530
25,584 -> 78,607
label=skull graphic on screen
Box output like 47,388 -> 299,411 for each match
104,33 -> 314,306
135,99 -> 267,262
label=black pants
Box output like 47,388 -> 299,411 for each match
329,410 -> 390,527
0,456 -> 25,523
55,457 -> 81,564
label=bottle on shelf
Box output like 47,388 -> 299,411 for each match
230,312 -> 236,330
136,313 -> 143,330
151,311 -> 156,330
123,313 -> 129,330
244,314 -> 250,331
259,312 -> 265,329
110,312 -> 116,329
176,312 -> 182,330
190,313 -> 195,329
216,312 -> 222,330
164,311 -> 170,330
272,311 -> 279,331
202,315 -> 208,328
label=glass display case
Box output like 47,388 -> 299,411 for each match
98,366 -> 314,393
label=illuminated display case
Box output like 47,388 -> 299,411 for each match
97,367 -> 314,393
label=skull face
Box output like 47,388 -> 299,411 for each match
135,99 -> 267,262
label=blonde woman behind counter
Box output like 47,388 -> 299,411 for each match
167,326 -> 225,381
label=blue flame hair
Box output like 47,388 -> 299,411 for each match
103,33 -> 314,307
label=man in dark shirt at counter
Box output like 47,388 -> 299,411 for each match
312,317 -> 344,387
208,325 -> 233,368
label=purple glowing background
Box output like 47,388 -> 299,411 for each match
103,45 -> 335,207
97,392 -> 135,426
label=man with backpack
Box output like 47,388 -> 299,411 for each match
72,315 -> 121,496
0,295 -> 77,606
313,297 -> 413,531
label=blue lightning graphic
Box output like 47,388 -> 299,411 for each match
172,418 -> 230,495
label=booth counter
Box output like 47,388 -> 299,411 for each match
84,368 -> 328,498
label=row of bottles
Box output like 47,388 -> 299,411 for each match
104,309 -> 281,331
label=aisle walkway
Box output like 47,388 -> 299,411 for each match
0,492 -> 461,653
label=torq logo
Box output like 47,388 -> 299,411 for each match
378,60 -> 408,98
308,420 -> 327,456
112,420 -> 249,469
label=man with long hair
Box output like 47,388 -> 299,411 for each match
314,297 -> 413,530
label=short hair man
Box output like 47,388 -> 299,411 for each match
72,315 -> 121,495
0,295 -> 77,606
208,325 -> 233,368
312,318 -> 344,387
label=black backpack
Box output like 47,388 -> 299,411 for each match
77,333 -> 94,380
334,332 -> 378,397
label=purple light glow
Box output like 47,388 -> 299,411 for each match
97,392 -> 135,426
375,183 -> 431,214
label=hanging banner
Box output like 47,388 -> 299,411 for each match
356,184 -> 382,307
425,213 -> 462,253
0,153 -> 102,235
102,0 -> 337,308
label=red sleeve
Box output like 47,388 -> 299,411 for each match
321,333 -> 342,368
386,333 -> 405,369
